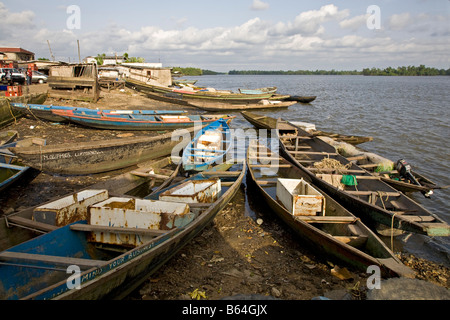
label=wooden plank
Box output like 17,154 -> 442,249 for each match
285,145 -> 311,150
310,168 -> 366,174
70,224 -> 168,237
6,215 -> 58,232
399,215 -> 436,222
248,156 -> 283,161
294,216 -> 357,223
346,155 -> 366,161
130,171 -> 169,180
249,164 -> 291,168
289,151 -> 337,155
346,190 -> 401,197
333,235 -> 368,247
280,135 -> 311,140
201,171 -> 241,177
0,251 -> 105,268
255,180 -> 277,186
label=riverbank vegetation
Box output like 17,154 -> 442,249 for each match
228,65 -> 449,76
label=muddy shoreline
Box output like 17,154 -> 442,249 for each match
1,86 -> 448,300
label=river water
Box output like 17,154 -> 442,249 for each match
184,74 -> 450,266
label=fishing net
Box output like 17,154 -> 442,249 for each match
313,158 -> 351,173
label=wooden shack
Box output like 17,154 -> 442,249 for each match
48,63 -> 100,102
121,63 -> 172,87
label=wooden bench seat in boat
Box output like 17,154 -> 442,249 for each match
294,215 -> 358,223
0,251 -> 105,269
70,224 -> 169,237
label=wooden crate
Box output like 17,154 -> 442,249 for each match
276,178 -> 325,216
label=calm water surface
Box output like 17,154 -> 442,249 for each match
186,75 -> 450,265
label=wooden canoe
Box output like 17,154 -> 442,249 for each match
0,160 -> 246,300
126,79 -> 274,103
52,108 -> 236,131
10,103 -> 188,123
0,130 -> 18,146
238,87 -> 277,95
9,129 -> 195,175
319,136 -> 439,197
0,163 -> 30,192
285,95 -> 317,103
276,121 -> 450,237
246,141 -> 413,278
241,111 -> 373,145
188,100 -> 296,112
182,118 -> 232,172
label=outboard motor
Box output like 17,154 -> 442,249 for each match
396,159 -> 433,198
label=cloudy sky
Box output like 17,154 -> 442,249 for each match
1,0 -> 449,71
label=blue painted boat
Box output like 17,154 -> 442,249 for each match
181,118 -> 232,172
0,161 -> 246,300
10,103 -> 92,122
10,103 -> 188,123
0,130 -> 18,146
0,138 -> 44,191
0,163 -> 30,192
52,108 -> 235,131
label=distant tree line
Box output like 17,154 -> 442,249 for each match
361,65 -> 450,76
227,66 -> 449,76
228,69 -> 360,75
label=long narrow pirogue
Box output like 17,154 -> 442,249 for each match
276,120 -> 450,237
8,128 -> 195,175
241,111 -> 373,145
246,140 -> 414,278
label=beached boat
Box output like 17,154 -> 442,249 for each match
0,163 -> 30,192
238,87 -> 277,95
3,156 -> 181,234
0,160 -> 245,300
0,138 -> 45,191
126,79 -> 274,103
188,100 -> 297,112
0,130 -> 18,146
1,157 -> 180,256
246,141 -> 413,277
276,122 -> 450,237
9,103 -> 92,122
10,103 -> 189,123
319,137 -> 440,197
9,129 -> 195,175
285,95 -> 317,103
182,118 -> 232,172
52,108 -> 235,131
241,111 -> 373,145
173,79 -> 198,86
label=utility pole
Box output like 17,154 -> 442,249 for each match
77,40 -> 81,63
47,40 -> 55,61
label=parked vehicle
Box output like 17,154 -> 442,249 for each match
32,71 -> 48,84
0,68 -> 26,85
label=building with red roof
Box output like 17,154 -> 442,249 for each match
0,47 -> 35,61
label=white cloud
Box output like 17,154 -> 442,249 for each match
272,4 -> 350,36
339,14 -> 370,31
0,2 -> 35,27
387,12 -> 413,31
250,0 -> 269,11
0,2 -> 448,70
